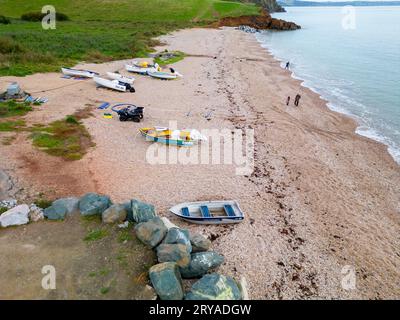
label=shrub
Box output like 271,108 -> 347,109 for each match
0,15 -> 11,24
0,37 -> 25,54
21,11 -> 69,22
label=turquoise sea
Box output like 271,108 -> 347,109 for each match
256,6 -> 400,163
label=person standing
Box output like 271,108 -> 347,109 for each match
285,61 -> 290,70
286,96 -> 290,106
294,94 -> 301,106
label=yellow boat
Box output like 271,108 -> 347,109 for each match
139,127 -> 206,146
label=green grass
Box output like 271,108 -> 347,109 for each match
154,51 -> 186,66
34,198 -> 53,209
0,101 -> 33,118
117,228 -> 133,243
84,228 -> 108,242
0,119 -> 26,131
0,207 -> 8,215
100,286 -> 110,295
30,111 -> 94,160
0,0 -> 259,76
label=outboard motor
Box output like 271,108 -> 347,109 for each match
118,81 -> 135,93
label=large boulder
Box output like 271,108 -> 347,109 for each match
185,273 -> 242,300
102,204 -> 127,224
134,217 -> 167,248
163,227 -> 192,253
79,193 -> 111,216
180,252 -> 224,278
0,204 -> 29,227
44,197 -> 79,220
156,243 -> 191,267
149,262 -> 183,300
128,199 -> 156,223
190,233 -> 211,253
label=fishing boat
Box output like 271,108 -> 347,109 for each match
61,67 -> 99,78
125,61 -> 158,75
93,76 -> 135,92
139,127 -> 206,147
170,200 -> 244,224
106,72 -> 135,84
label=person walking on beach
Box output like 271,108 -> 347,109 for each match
285,61 -> 290,70
294,94 -> 301,107
286,96 -> 290,106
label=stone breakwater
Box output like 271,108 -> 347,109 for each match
0,193 -> 247,300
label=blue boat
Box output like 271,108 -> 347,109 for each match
169,200 -> 244,224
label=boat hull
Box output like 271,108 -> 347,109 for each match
106,72 -> 134,84
61,67 -> 98,78
93,77 -> 126,92
125,64 -> 156,75
147,71 -> 177,80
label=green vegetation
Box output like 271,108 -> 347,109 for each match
154,51 -> 186,66
100,286 -> 110,294
0,207 -> 8,215
0,16 -> 11,25
30,111 -> 94,160
21,11 -> 69,22
0,0 -> 259,76
34,198 -> 53,209
0,101 -> 32,118
0,120 -> 26,131
84,228 -> 108,242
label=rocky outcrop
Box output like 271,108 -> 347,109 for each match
185,273 -> 242,300
215,9 -> 300,31
149,262 -> 184,300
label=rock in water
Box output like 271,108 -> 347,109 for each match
163,227 -> 192,253
180,252 -> 224,278
0,204 -> 29,227
102,204 -> 127,223
190,233 -> 211,253
79,193 -> 111,216
134,217 -> 167,248
129,199 -> 156,222
149,262 -> 183,300
156,243 -> 191,267
185,273 -> 242,300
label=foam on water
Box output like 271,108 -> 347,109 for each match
255,6 -> 400,164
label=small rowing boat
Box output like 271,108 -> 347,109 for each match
125,61 -> 158,75
139,127 -> 206,147
61,67 -> 99,78
106,72 -> 135,84
93,76 -> 135,92
170,200 -> 244,224
147,68 -> 182,80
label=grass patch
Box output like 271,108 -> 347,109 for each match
0,0 -> 260,76
0,120 -> 25,131
30,111 -> 94,161
34,198 -> 53,209
154,51 -> 186,66
0,207 -> 8,215
100,286 -> 110,295
0,100 -> 32,118
84,228 -> 108,242
117,228 -> 133,243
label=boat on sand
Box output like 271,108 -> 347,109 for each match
139,127 -> 206,147
170,200 -> 244,224
106,72 -> 135,84
61,67 -> 99,78
93,76 -> 135,92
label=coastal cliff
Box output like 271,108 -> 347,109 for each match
215,9 -> 300,30
247,0 -> 286,13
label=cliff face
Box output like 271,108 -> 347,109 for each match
242,0 -> 286,13
215,9 -> 300,31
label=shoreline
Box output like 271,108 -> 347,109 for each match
254,32 -> 400,166
0,27 -> 399,299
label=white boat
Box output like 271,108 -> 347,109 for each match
169,200 -> 244,225
106,72 -> 135,84
61,67 -> 99,78
93,76 -> 134,92
147,70 -> 179,80
125,61 -> 158,75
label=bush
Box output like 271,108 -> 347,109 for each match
0,15 -> 11,24
21,11 -> 69,22
0,37 -> 25,54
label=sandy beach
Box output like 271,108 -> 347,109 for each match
0,27 -> 399,299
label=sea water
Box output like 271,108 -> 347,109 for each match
256,6 -> 400,163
